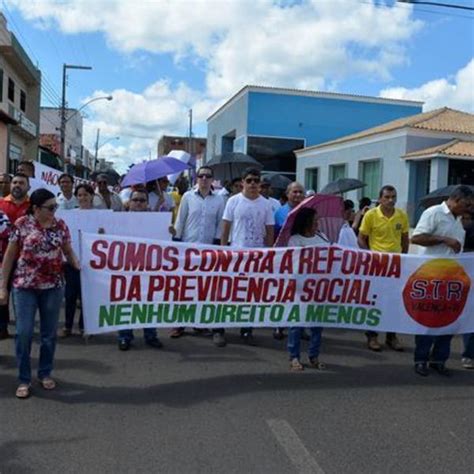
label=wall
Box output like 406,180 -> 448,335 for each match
206,93 -> 248,161
247,91 -> 422,146
296,134 -> 411,212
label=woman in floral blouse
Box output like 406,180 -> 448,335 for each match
0,189 -> 80,399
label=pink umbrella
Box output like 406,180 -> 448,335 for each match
275,194 -> 345,247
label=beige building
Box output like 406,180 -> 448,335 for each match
0,14 -> 41,173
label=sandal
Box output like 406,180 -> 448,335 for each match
15,384 -> 31,399
308,358 -> 326,370
39,377 -> 56,390
290,358 -> 304,371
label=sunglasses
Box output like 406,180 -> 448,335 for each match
131,198 -> 147,203
197,174 -> 213,179
97,181 -> 108,185
244,178 -> 260,184
41,204 -> 58,212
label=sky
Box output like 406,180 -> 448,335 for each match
2,0 -> 473,173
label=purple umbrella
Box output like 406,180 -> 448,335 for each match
121,156 -> 190,187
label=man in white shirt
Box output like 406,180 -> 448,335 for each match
57,173 -> 78,210
260,176 -> 282,213
411,185 -> 473,377
93,174 -> 123,211
220,168 -> 275,345
170,166 -> 226,344
148,177 -> 175,213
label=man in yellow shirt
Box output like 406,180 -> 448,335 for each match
358,185 -> 409,351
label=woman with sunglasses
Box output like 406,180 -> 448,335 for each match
0,189 -> 80,399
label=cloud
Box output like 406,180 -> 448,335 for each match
380,59 -> 474,113
9,0 -> 425,171
80,80 -> 214,173
10,0 -> 422,98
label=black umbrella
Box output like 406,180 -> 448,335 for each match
206,152 -> 262,182
419,184 -> 474,208
320,178 -> 366,195
261,173 -> 292,190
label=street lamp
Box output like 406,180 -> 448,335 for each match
94,131 -> 120,171
63,95 -> 113,125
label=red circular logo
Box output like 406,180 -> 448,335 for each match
403,259 -> 471,328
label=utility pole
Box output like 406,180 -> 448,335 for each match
60,64 -> 92,168
188,108 -> 193,156
94,128 -> 100,172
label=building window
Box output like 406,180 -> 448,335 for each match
8,143 -> 22,174
8,78 -> 14,102
0,69 -> 3,102
20,90 -> 26,112
359,159 -> 381,200
305,167 -> 319,192
329,163 -> 347,182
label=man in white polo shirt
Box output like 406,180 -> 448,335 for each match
411,185 -> 473,377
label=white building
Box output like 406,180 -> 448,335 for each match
296,107 -> 474,223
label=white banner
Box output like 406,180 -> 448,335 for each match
57,210 -> 172,257
80,233 -> 474,335
34,162 -> 93,195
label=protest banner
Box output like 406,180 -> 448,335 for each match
80,233 -> 474,335
34,162 -> 93,195
57,210 -> 172,257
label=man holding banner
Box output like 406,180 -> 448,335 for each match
220,167 -> 275,345
171,165 -> 226,344
358,185 -> 408,352
117,189 -> 163,351
411,185 -> 473,376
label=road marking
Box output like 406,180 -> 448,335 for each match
267,419 -> 325,474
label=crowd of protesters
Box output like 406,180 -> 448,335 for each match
0,160 -> 472,399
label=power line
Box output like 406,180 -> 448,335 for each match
397,0 -> 474,11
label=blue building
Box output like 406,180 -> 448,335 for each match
206,85 -> 423,179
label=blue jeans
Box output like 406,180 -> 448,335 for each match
64,264 -> 83,331
462,333 -> 474,359
288,327 -> 323,359
118,328 -> 158,343
414,335 -> 453,364
13,286 -> 64,384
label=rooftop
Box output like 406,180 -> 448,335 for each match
297,107 -> 474,153
403,139 -> 474,160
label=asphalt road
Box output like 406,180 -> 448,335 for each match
0,323 -> 473,474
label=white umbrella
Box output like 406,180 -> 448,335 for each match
167,150 -> 192,185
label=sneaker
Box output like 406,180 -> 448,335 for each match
367,336 -> 382,352
414,362 -> 429,376
461,358 -> 474,369
241,332 -> 257,346
146,338 -> 163,349
169,328 -> 185,338
429,362 -> 451,377
118,340 -> 131,351
58,328 -> 72,338
213,332 -> 227,347
308,357 -> 326,370
273,329 -> 285,340
290,358 -> 304,371
386,336 -> 404,352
